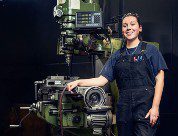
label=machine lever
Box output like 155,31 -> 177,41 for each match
9,125 -> 20,128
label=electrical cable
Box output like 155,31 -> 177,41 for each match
59,86 -> 68,136
9,110 -> 32,128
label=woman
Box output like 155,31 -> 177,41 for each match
67,12 -> 168,135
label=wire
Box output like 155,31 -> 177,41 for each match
19,110 -> 32,127
10,110 -> 32,128
59,86 -> 68,136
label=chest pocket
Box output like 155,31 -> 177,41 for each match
130,54 -> 149,78
114,54 -> 149,79
113,55 -> 130,79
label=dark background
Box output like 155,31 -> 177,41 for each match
0,0 -> 177,135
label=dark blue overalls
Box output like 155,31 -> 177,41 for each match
114,43 -> 158,136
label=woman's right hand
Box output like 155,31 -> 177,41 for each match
67,80 -> 80,91
66,76 -> 108,91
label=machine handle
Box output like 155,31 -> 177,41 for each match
20,107 -> 30,110
9,125 -> 20,128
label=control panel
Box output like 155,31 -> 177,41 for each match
76,11 -> 102,29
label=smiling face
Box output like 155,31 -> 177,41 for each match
122,16 -> 142,42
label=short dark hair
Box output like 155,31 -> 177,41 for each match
122,12 -> 142,26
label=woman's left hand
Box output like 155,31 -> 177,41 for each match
145,107 -> 159,127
